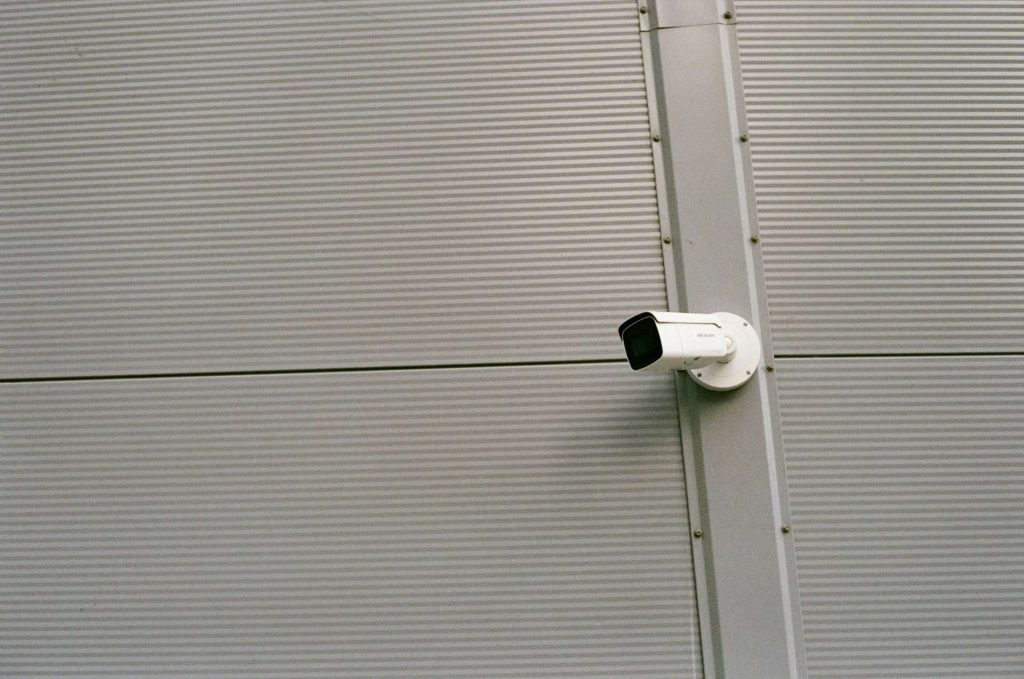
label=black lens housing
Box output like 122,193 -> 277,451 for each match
619,315 -> 663,370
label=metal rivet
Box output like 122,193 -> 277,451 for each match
745,370 -> 751,375
723,10 -> 733,20
739,134 -> 749,143
662,235 -> 672,245
781,524 -> 792,534
750,235 -> 760,244
652,134 -> 661,142
766,364 -> 775,373
695,372 -> 703,377
639,5 -> 647,14
693,530 -> 703,539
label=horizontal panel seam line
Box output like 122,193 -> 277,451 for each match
775,352 -> 1024,359
0,359 -> 628,384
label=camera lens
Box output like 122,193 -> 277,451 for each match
622,316 -> 663,370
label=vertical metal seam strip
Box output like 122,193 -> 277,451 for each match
718,12 -> 805,678
714,9 -> 808,674
639,23 -> 712,679
639,0 -> 807,675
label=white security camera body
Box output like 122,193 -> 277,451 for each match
617,311 -> 762,391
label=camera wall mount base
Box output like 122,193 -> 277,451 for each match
688,312 -> 762,392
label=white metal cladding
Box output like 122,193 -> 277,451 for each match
734,1 -> 1024,354
775,358 -> 1024,677
0,0 -> 665,378
0,365 -> 703,678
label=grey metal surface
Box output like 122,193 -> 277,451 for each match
776,357 -> 1024,677
0,0 -> 665,378
642,4 -> 805,675
639,0 -> 719,31
734,1 -> 1024,354
0,364 -> 703,678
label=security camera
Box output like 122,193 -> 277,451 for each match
617,311 -> 761,391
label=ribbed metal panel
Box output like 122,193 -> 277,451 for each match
0,0 -> 664,378
734,1 -> 1024,354
776,357 -> 1024,677
0,364 -> 703,678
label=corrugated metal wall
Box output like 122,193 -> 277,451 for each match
776,359 -> 1024,676
1,367 -> 702,677
736,1 -> 1024,675
1,0 -> 666,377
737,0 -> 1024,355
0,2 -> 704,676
